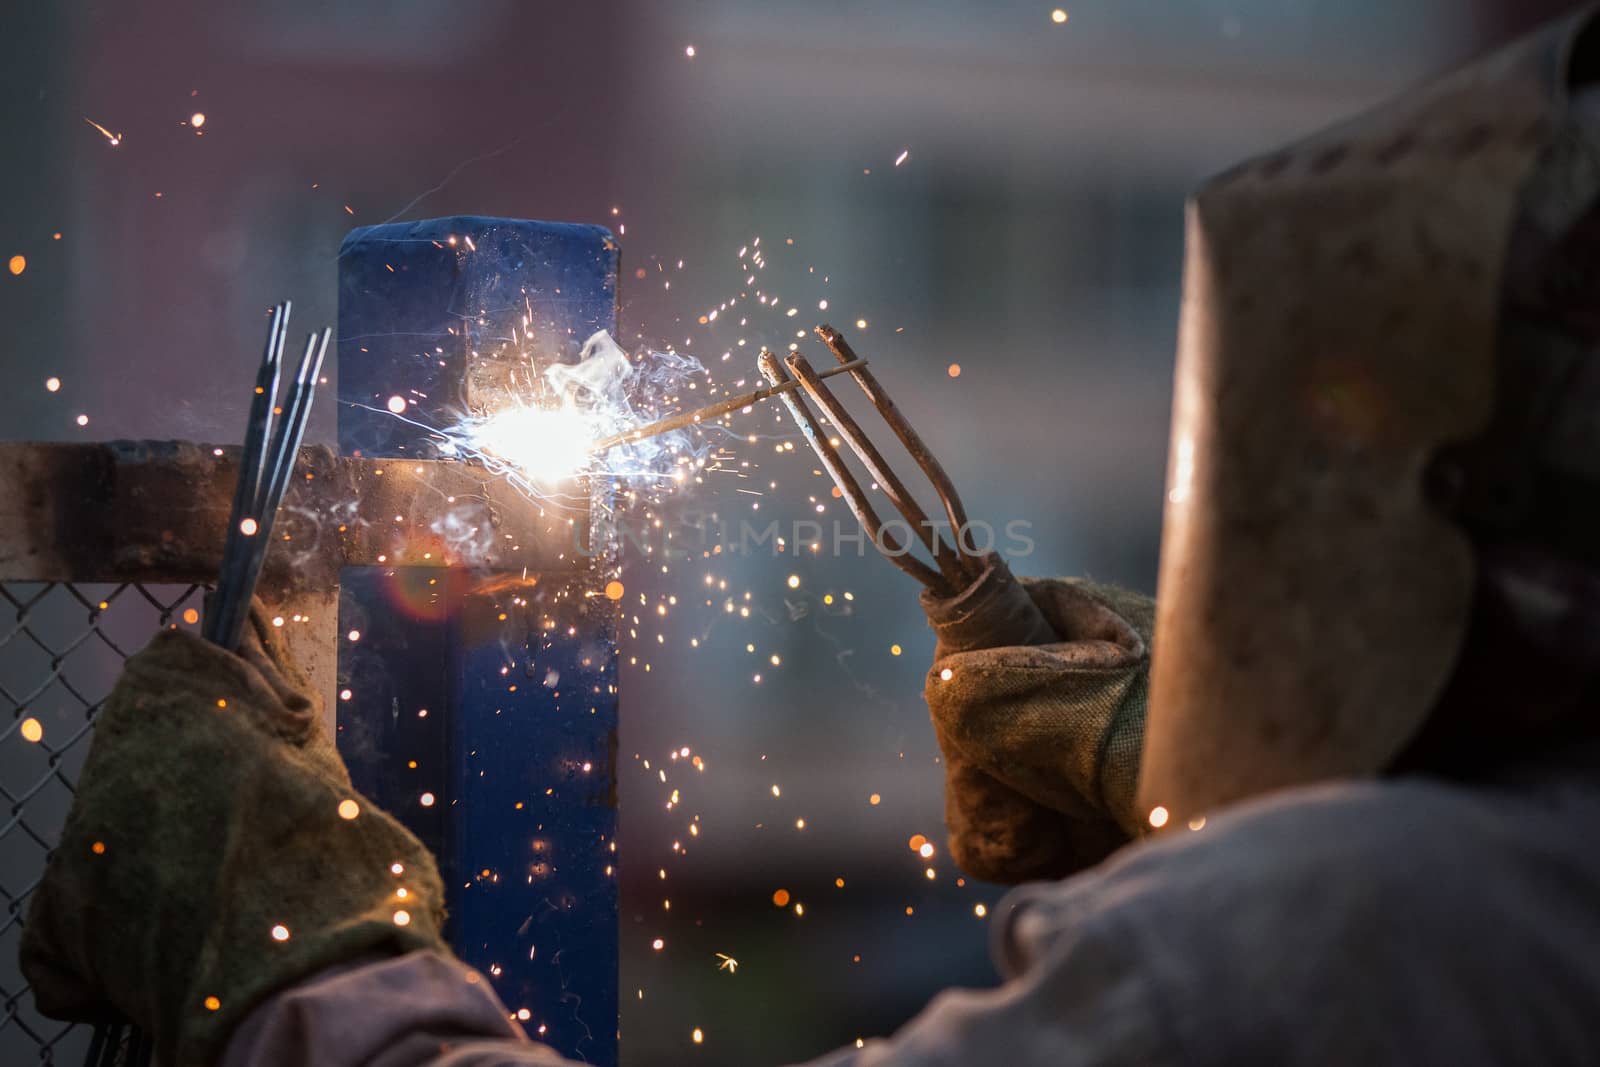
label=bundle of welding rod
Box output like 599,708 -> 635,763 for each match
84,302 -> 327,1067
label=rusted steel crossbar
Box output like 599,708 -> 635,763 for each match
0,441 -> 586,590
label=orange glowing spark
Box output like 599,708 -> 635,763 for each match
947,363 -> 962,378
190,112 -> 206,128
45,376 -> 60,391
1051,8 -> 1069,23
8,255 -> 24,276
715,952 -> 738,972
20,717 -> 43,743
84,117 -> 121,145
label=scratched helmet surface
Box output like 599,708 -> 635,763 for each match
1139,8 -> 1600,827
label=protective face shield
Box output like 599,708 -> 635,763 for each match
1139,7 -> 1600,827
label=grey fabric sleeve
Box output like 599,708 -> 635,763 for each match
221,951 -> 563,1067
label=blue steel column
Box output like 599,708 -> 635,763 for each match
337,217 -> 619,1064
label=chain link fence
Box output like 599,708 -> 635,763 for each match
1,582 -> 206,1066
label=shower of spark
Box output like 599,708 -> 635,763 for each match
437,328 -> 714,500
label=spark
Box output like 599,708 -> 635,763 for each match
1148,805 -> 1170,828
337,799 -> 360,820
190,112 -> 206,128
685,44 -> 697,58
715,952 -> 738,973
45,377 -> 60,391
271,924 -> 290,941
84,117 -> 121,145
19,717 -> 42,743
387,395 -> 408,414
1051,8 -> 1069,23
894,149 -> 909,166
8,255 -> 24,276
947,363 -> 961,378
472,406 -> 595,484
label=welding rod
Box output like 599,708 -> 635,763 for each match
204,303 -> 288,644
87,313 -> 324,1067
585,357 -> 868,455
213,327 -> 330,651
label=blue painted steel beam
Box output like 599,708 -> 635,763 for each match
337,217 -> 619,1064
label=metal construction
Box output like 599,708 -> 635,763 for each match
0,215 -> 623,1066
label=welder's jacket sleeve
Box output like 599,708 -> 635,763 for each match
917,555 -> 1156,882
223,743 -> 1600,1066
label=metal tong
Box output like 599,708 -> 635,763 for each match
758,325 -> 981,598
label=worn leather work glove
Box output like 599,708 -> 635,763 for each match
20,604 -> 448,1067
922,553 -> 1154,883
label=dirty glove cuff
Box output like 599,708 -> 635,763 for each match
21,607 -> 448,1067
922,553 -> 1154,882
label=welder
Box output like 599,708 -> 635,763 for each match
21,7 -> 1600,1064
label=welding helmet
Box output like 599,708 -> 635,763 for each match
1139,7 -> 1600,826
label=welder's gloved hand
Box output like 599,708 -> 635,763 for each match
20,603 -> 448,1067
922,552 -> 1154,884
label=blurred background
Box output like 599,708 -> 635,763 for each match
0,1 -> 1585,1063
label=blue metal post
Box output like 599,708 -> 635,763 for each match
337,217 -> 619,1064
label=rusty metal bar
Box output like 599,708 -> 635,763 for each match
0,441 -> 589,592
